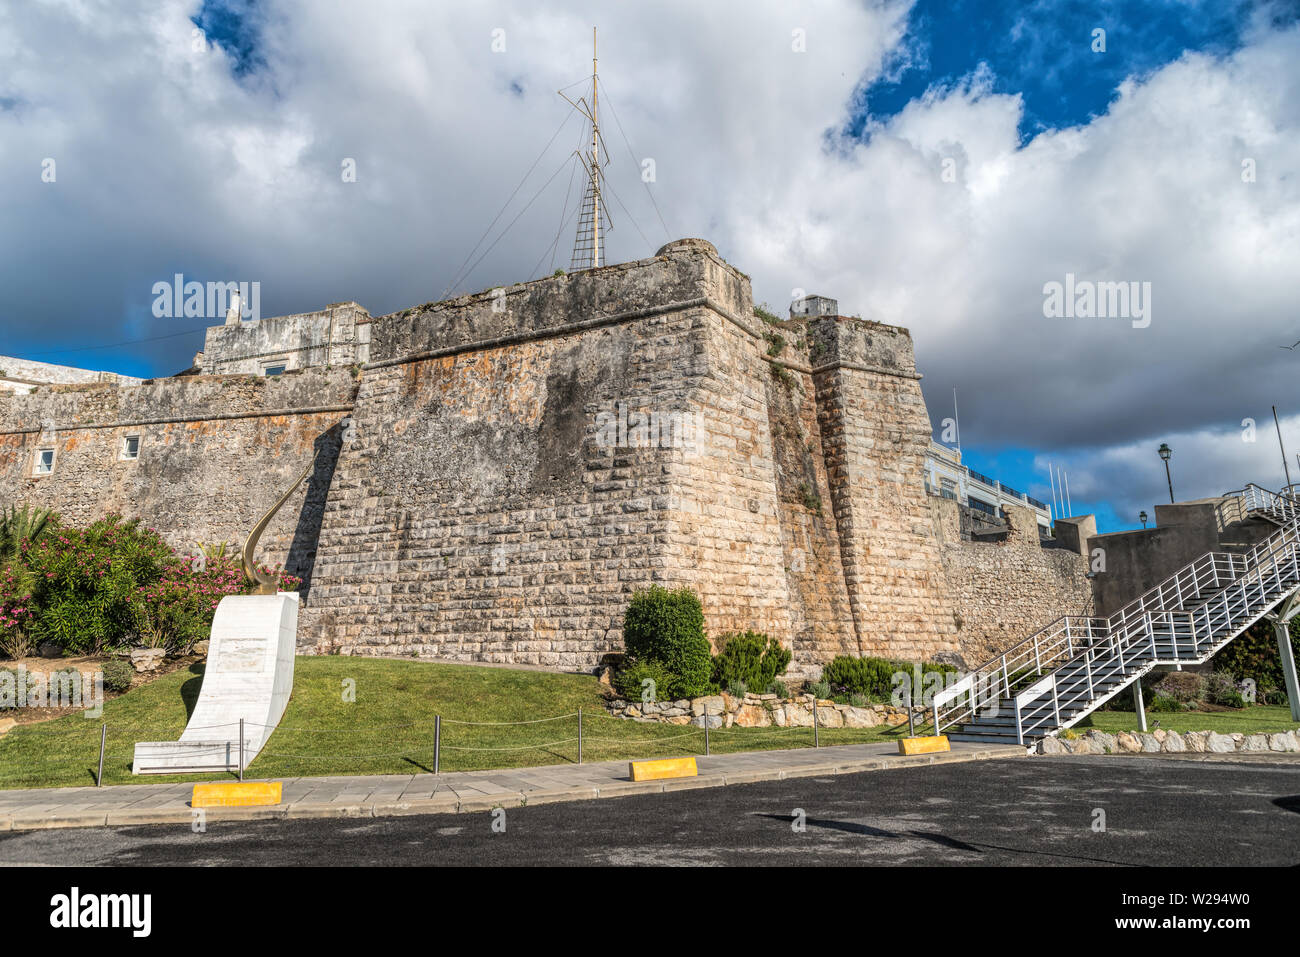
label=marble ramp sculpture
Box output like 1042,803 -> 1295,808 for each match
133,454 -> 317,774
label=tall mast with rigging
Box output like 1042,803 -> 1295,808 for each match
563,27 -> 609,271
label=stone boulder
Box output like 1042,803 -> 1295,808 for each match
783,704 -> 814,727
1268,731 -> 1298,752
734,704 -> 772,728
1243,734 -> 1270,752
1116,731 -> 1143,753
690,714 -> 722,729
1085,730 -> 1116,754
1184,731 -> 1208,752
1206,732 -> 1236,753
1037,735 -> 1067,755
130,648 -> 167,673
1161,730 -> 1186,753
841,706 -> 881,728
815,706 -> 844,728
1139,733 -> 1161,753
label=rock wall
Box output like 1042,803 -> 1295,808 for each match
808,317 -> 962,661
0,369 -> 356,581
932,498 -> 1094,667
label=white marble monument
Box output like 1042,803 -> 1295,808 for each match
132,592 -> 299,774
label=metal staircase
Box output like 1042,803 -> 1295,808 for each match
932,484 -> 1300,748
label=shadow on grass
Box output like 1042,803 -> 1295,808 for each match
179,663 -> 205,721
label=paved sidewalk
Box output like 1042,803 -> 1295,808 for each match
0,740 -> 1023,832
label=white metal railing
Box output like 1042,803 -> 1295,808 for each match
933,484 -> 1300,741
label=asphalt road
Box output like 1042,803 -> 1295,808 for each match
3,755 -> 1299,866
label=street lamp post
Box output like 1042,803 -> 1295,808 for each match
1139,510 -> 1148,529
1158,443 -> 1174,504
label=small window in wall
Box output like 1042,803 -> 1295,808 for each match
33,448 -> 55,476
262,362 -> 287,377
121,435 -> 141,460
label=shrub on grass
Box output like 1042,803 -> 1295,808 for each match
613,658 -> 674,703
1151,671 -> 1205,706
820,654 -> 957,702
1149,694 -> 1186,712
1214,619 -> 1300,704
621,586 -> 711,698
808,680 -> 831,699
1206,671 -> 1245,709
100,659 -> 135,694
711,631 -> 791,694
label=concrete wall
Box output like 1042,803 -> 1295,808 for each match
1087,497 -> 1276,616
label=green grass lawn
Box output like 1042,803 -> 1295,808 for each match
1075,705 -> 1299,736
0,657 -> 905,790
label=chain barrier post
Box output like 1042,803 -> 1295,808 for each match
434,714 -> 441,774
96,723 -> 106,787
578,708 -> 583,764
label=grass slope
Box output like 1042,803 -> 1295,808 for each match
0,657 -> 901,790
1076,705 -> 1299,736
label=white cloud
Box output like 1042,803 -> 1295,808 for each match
0,0 -> 1298,523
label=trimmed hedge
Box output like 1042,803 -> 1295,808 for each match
620,586 -> 712,699
711,631 -> 791,694
820,655 -> 958,702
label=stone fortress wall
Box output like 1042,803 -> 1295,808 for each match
0,239 -> 1093,673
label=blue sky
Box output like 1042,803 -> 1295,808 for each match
848,0 -> 1264,142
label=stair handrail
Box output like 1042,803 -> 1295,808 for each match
1006,487 -> 1300,740
933,483 -> 1300,735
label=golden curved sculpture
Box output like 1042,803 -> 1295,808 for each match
241,450 -> 320,595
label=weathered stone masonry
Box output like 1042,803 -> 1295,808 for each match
0,239 -> 1092,671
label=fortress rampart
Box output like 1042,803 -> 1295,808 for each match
0,239 -> 1093,671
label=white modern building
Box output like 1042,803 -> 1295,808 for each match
924,441 -> 1052,534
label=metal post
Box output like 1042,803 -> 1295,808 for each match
1133,682 -> 1148,733
813,699 -> 819,748
96,723 -> 106,787
578,708 -> 583,764
434,714 -> 441,774
1275,618 -> 1300,722
907,686 -> 916,738
238,717 -> 245,782
704,722 -> 710,756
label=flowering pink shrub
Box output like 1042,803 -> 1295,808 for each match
0,510 -> 304,659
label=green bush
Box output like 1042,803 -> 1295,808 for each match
808,680 -> 831,699
100,659 -> 135,694
725,679 -> 748,697
768,679 -> 789,698
1149,694 -> 1186,712
711,631 -> 791,694
1151,671 -> 1206,705
47,666 -> 82,704
614,659 -> 674,703
1214,620 -> 1299,702
621,586 -> 712,698
820,655 -> 957,702
1206,671 -> 1245,709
